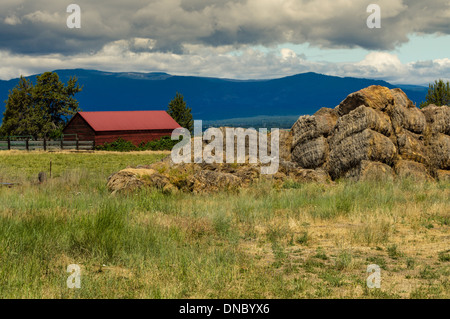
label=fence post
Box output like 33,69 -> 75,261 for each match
61,138 -> 63,150
26,139 -> 29,151
76,137 -> 79,151
7,137 -> 10,150
43,138 -> 47,151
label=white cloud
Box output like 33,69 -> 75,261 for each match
0,46 -> 448,85
4,15 -> 21,25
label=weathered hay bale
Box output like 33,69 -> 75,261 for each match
292,136 -> 329,169
389,103 -> 426,134
436,170 -> 450,182
337,85 -> 394,116
330,105 -> 393,145
278,130 -> 293,162
396,129 -> 429,164
421,104 -> 450,135
107,168 -> 177,194
328,129 -> 397,179
291,107 -> 338,147
394,160 -> 433,181
191,170 -> 243,193
289,167 -> 331,183
427,133 -> 450,170
390,88 -> 414,108
343,160 -> 394,182
142,173 -> 177,193
107,169 -> 148,194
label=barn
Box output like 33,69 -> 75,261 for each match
63,111 -> 181,146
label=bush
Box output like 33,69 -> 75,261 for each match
95,136 -> 181,152
138,136 -> 181,151
95,138 -> 137,152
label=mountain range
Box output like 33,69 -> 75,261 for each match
0,69 -> 428,127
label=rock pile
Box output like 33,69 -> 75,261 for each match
108,85 -> 450,193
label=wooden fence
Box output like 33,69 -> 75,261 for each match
0,137 -> 94,151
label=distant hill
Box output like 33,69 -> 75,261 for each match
0,69 -> 428,125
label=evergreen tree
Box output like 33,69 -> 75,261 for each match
0,72 -> 82,139
419,79 -> 450,108
0,76 -> 33,137
167,92 -> 193,133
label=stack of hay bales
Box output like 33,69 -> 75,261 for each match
291,107 -> 338,174
291,85 -> 450,182
107,85 -> 450,194
421,105 -> 450,181
328,104 -> 396,181
317,85 -> 397,181
388,89 -> 432,180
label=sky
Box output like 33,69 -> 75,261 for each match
0,0 -> 449,85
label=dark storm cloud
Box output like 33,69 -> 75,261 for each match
0,0 -> 449,55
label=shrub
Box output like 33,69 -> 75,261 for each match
96,136 -> 181,152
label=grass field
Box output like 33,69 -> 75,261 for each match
0,150 -> 448,298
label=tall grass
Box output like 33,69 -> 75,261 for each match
0,151 -> 448,298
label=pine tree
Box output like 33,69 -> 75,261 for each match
0,72 -> 82,139
419,79 -> 450,108
0,76 -> 33,137
167,92 -> 193,133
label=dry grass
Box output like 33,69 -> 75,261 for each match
0,151 -> 448,299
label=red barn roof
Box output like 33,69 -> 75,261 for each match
76,111 -> 181,132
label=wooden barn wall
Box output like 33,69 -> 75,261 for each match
63,114 -> 96,141
94,129 -> 174,146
